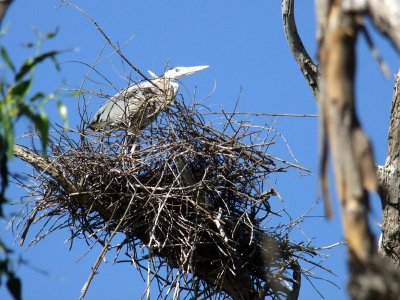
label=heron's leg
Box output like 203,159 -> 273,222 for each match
98,131 -> 110,154
124,120 -> 140,155
122,131 -> 140,170
130,143 -> 137,155
122,132 -> 137,154
127,134 -> 137,154
174,156 -> 209,208
120,134 -> 131,171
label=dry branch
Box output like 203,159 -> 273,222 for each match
315,1 -> 400,299
317,1 -> 377,261
282,0 -> 400,298
282,0 -> 320,98
282,0 -> 334,219
13,99 -> 326,299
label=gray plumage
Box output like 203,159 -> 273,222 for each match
89,66 -> 209,130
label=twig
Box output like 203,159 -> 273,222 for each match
79,194 -> 136,299
60,1 -> 155,85
202,112 -> 318,117
359,25 -> 391,78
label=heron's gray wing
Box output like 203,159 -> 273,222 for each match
89,81 -> 158,130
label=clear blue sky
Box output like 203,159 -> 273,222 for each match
1,1 -> 399,299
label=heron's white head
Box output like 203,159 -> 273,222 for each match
163,65 -> 209,80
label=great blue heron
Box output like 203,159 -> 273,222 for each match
88,65 -> 209,199
89,65 -> 209,130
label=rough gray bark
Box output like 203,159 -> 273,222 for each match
378,73 -> 400,267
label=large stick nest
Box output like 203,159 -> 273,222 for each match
15,98 -> 323,299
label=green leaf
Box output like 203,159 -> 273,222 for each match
1,47 -> 16,73
0,197 -> 4,216
45,27 -> 59,39
49,55 -> 60,72
57,100 -> 69,128
17,103 -> 49,156
0,105 -> 13,199
0,258 -> 7,272
0,103 -> 15,159
0,139 -> 9,208
34,112 -> 49,156
29,92 -> 45,102
24,43 -> 34,48
6,273 -> 22,300
68,90 -> 84,97
9,79 -> 31,100
15,51 -> 59,81
0,239 -> 10,253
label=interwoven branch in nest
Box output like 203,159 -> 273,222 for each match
14,100 -> 322,300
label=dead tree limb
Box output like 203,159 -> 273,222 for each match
282,1 -> 400,298
316,1 -> 400,299
282,0 -> 320,98
283,0 -> 400,264
317,0 -> 377,262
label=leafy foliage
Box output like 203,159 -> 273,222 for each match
0,240 -> 21,300
0,29 -> 67,300
0,31 -> 62,205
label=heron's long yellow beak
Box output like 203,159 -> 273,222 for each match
164,65 -> 209,79
186,65 -> 209,73
178,65 -> 209,77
